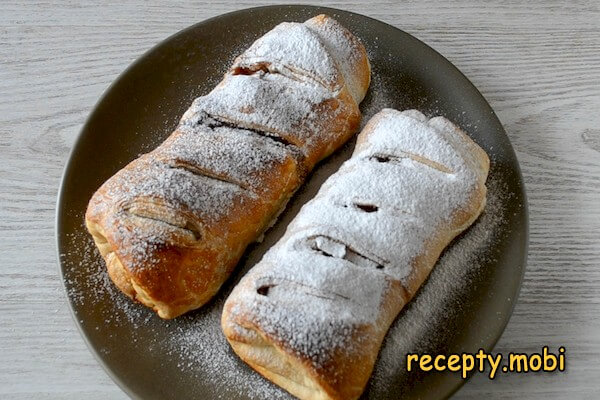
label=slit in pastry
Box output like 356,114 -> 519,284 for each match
353,203 -> 378,213
335,201 -> 379,213
125,202 -> 203,241
193,110 -> 303,150
231,62 -> 304,84
254,277 -> 350,302
369,152 -> 454,174
305,235 -> 386,270
166,161 -> 250,191
231,63 -> 271,76
335,199 -> 415,219
257,284 -> 275,296
232,60 -> 325,87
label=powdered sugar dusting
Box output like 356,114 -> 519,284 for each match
62,225 -> 290,399
222,109 -> 489,383
86,13 -> 367,278
64,74 -> 512,400
89,155 -> 254,270
154,125 -> 294,192
366,171 -> 511,398
167,299 -> 291,400
62,229 -> 156,328
184,73 -> 334,152
305,15 -> 366,103
232,22 -> 340,90
62,164 -> 508,399
61,11 -> 520,400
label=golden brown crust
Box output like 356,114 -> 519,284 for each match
222,278 -> 406,400
85,15 -> 371,319
222,109 -> 490,399
305,14 -> 371,104
85,131 -> 304,319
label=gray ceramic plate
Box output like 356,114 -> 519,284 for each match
56,5 -> 528,400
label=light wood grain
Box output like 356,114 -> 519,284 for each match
1,1 -> 599,398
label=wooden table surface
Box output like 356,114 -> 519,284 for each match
2,1 -> 599,398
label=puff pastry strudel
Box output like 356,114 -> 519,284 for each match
85,15 -> 370,319
221,109 -> 490,400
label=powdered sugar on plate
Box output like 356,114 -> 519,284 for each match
366,171 -> 512,398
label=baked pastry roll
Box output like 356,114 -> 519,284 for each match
85,15 -> 370,319
221,109 -> 490,400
